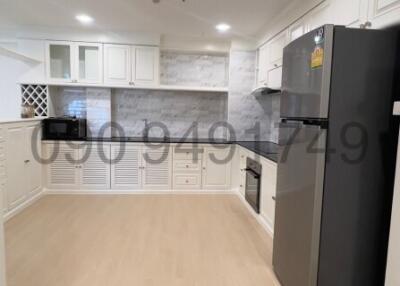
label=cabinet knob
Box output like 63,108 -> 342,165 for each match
185,180 -> 189,183
186,165 -> 189,168
24,160 -> 30,163
272,196 -> 276,201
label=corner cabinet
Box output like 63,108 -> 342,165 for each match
104,44 -> 159,87
46,41 -> 103,84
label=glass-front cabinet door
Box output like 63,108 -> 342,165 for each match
77,43 -> 103,84
46,41 -> 103,84
46,41 -> 73,83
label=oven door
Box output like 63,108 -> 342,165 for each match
245,168 -> 261,214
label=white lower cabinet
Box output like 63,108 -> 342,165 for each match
2,121 -> 42,212
202,147 -> 232,190
173,147 -> 203,190
80,145 -> 111,190
45,143 -> 111,190
260,158 -> 277,233
111,145 -> 142,190
142,148 -> 172,190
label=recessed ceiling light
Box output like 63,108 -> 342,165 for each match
216,23 -> 231,32
76,14 -> 94,24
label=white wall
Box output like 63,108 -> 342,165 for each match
0,54 -> 26,119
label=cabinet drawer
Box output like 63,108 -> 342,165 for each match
173,174 -> 201,190
173,148 -> 204,161
173,160 -> 202,172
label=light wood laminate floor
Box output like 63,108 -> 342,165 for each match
5,194 -> 280,286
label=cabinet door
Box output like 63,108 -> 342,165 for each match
142,148 -> 172,190
260,159 -> 277,233
5,125 -> 26,209
257,44 -> 269,86
46,144 -> 79,190
202,147 -> 232,190
288,19 -> 307,42
132,46 -> 159,86
76,43 -> 103,84
368,0 -> 400,28
111,146 -> 142,190
46,41 -> 74,83
25,123 -> 42,197
333,0 -> 369,27
104,44 -> 131,85
268,32 -> 287,69
80,144 -> 111,190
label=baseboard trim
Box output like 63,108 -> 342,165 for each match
234,190 -> 274,238
4,190 -> 45,222
43,188 -> 236,195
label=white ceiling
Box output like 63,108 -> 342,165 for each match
0,0 -> 302,41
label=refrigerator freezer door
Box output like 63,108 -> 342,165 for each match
273,121 -> 327,286
281,25 -> 334,119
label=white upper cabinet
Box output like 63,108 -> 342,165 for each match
46,41 -> 74,83
288,18 -> 308,42
257,43 -> 269,86
132,46 -> 160,86
77,43 -> 103,84
332,0 -> 369,27
104,44 -> 159,87
104,44 -> 131,86
268,31 -> 287,70
46,41 -> 103,84
367,0 -> 400,28
306,2 -> 335,31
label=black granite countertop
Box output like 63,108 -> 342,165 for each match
42,137 -> 279,162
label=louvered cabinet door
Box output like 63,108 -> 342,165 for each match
111,146 -> 142,190
142,148 -> 172,190
80,144 -> 111,190
46,144 -> 79,190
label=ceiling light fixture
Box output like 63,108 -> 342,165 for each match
76,14 -> 94,24
216,23 -> 231,32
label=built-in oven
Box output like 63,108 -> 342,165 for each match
245,158 -> 262,214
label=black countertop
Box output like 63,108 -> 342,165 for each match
42,137 -> 279,162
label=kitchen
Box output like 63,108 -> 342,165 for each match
0,0 -> 400,286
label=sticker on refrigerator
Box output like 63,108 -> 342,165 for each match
311,46 -> 324,69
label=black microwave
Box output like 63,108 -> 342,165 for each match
42,117 -> 87,140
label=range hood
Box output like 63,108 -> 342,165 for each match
251,85 -> 281,95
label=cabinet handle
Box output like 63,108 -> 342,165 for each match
72,79 -> 78,83
272,196 -> 276,201
129,82 -> 135,86
360,21 -> 372,29
186,165 -> 189,168
24,160 -> 30,163
185,180 -> 189,183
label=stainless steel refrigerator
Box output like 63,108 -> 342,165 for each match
273,25 -> 399,286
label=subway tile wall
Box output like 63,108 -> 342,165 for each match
112,89 -> 228,139
160,51 -> 229,88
